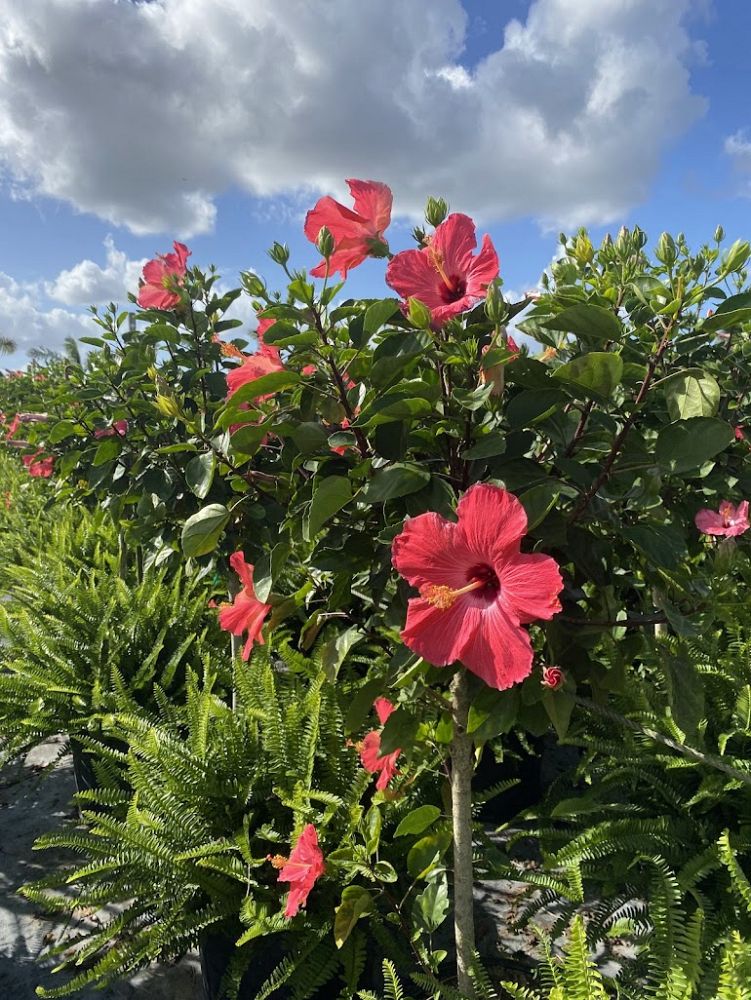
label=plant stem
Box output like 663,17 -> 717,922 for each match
450,669 -> 476,997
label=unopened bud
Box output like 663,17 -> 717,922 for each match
656,232 -> 677,266
315,226 -> 335,260
425,196 -> 449,228
268,242 -> 290,266
155,394 -> 184,420
714,225 -> 725,243
573,231 -> 594,265
241,271 -> 266,297
542,665 -> 564,690
484,278 -> 506,325
406,297 -> 433,330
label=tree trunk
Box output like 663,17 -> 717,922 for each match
450,670 -> 476,997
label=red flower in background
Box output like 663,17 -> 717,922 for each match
22,452 -> 54,478
217,552 -> 271,659
276,824 -> 325,918
542,666 -> 564,690
392,484 -> 563,690
386,214 -> 499,328
94,420 -> 128,439
695,500 -> 750,538
305,179 -> 392,278
225,346 -> 284,401
137,241 -> 190,310
359,697 -> 401,790
5,414 -> 20,439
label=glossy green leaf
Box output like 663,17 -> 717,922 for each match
361,463 -> 430,503
334,886 -> 374,949
656,418 -> 734,474
185,452 -> 216,499
553,352 -> 623,401
180,504 -> 230,558
543,303 -> 622,342
394,805 -> 442,838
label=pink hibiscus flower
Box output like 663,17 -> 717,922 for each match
22,452 -> 54,478
359,697 -> 401,791
226,346 -> 284,401
392,484 -> 563,690
217,552 -> 272,660
695,500 -> 750,538
94,420 -> 128,439
137,241 -> 191,310
305,179 -> 392,278
386,214 -> 499,328
276,824 -> 325,918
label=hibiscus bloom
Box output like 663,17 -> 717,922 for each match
218,552 -> 272,660
226,345 -> 284,401
276,824 -> 325,918
392,484 -> 563,690
735,425 -> 745,442
5,414 -> 20,439
22,452 -> 54,478
359,697 -> 401,791
695,500 -> 750,538
541,665 -> 564,690
305,179 -> 392,278
386,214 -> 499,328
94,420 -> 128,439
137,241 -> 191,310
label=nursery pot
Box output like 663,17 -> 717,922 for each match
69,734 -> 127,811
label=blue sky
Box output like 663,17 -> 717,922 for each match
1,0 -> 751,365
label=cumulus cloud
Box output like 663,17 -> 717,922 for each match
0,0 -> 705,236
0,273 -> 90,366
46,236 -> 145,306
725,131 -> 751,195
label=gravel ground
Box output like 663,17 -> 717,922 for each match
0,737 -> 202,1000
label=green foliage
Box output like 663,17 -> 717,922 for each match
0,505 -> 222,762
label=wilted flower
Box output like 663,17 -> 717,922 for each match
359,698 -> 401,790
217,552 -> 272,659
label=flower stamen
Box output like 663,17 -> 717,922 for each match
427,246 -> 452,288
266,853 -> 288,869
420,578 -> 486,610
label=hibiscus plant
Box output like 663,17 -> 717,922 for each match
3,181 -> 751,997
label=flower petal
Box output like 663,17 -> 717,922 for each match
392,511 -> 474,589
432,213 -> 478,277
465,233 -> 500,297
458,601 -> 534,690
455,484 -> 528,562
498,551 -> 563,625
400,595 -> 474,666
385,249 -> 445,310
694,509 -> 726,535
347,178 -> 392,234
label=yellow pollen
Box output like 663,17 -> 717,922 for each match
720,502 -> 735,525
420,578 -> 487,610
427,246 -> 452,288
220,341 -> 245,359
267,854 -> 288,869
540,347 -> 557,361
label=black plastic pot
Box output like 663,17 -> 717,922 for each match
69,735 -> 127,814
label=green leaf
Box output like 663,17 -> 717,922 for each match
656,417 -> 734,474
407,829 -> 452,879
394,805 -> 441,838
462,434 -> 507,460
622,523 -> 687,571
663,372 -> 720,420
553,352 -> 623,401
519,481 -> 560,531
320,627 -> 363,682
92,438 -> 121,466
701,291 -> 751,330
306,475 -> 352,540
361,463 -> 430,503
542,690 -> 575,740
292,422 -> 329,454
543,303 -> 622,342
413,874 -> 450,933
364,298 -> 401,334
380,707 -> 419,755
220,371 -> 301,418
334,886 -> 374,949
185,452 -> 216,499
48,420 -> 80,443
181,504 -> 230,558
506,389 -> 568,427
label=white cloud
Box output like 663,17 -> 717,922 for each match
0,273 -> 90,367
725,131 -> 751,180
46,236 -> 145,306
0,0 -> 705,236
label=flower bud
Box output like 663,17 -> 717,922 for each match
425,196 -> 449,228
714,225 -> 725,243
406,297 -> 433,330
656,232 -> 677,266
484,278 -> 506,325
155,394 -> 183,420
315,226 -> 335,260
241,271 -> 266,297
541,665 -> 564,690
268,242 -> 290,266
573,231 -> 594,265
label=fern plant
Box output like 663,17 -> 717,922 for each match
20,647 -> 442,999
0,506 -> 223,763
